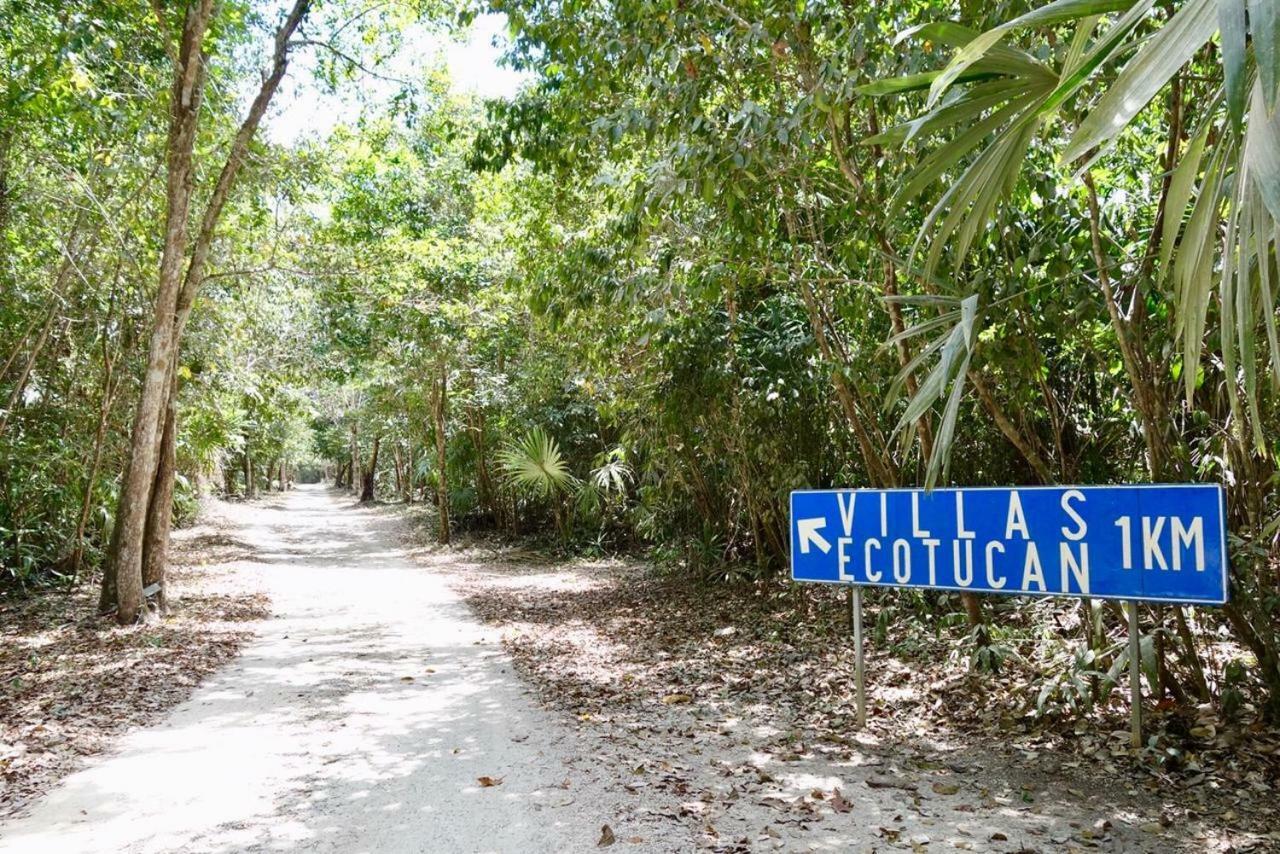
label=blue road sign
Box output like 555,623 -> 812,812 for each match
790,485 -> 1227,605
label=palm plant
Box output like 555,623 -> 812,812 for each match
867,0 -> 1280,712
576,447 -> 634,517
497,426 -> 578,540
867,0 -> 1278,472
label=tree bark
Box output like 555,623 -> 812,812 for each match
349,424 -> 360,493
101,0 -> 214,622
129,0 -> 313,622
141,375 -> 178,616
244,448 -> 256,500
431,364 -> 450,544
360,435 -> 380,503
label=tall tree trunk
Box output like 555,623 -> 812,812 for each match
244,448 -> 256,500
101,1 -> 214,622
469,409 -> 497,524
348,424 -> 359,493
70,294 -> 124,585
431,364 -> 450,544
127,0 -> 313,622
141,376 -> 178,616
404,441 -> 415,503
360,435 -> 381,503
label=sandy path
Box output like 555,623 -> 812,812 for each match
0,486 -> 674,854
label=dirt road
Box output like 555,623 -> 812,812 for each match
0,486 -> 672,853
3,486 -> 1232,853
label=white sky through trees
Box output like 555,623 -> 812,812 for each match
268,13 -> 526,144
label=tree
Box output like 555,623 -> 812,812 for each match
101,0 -> 311,623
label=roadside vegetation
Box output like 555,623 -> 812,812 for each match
2,0 -> 1278,783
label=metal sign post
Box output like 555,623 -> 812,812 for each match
1129,602 -> 1142,748
789,484 -> 1230,744
790,485 -> 1228,604
852,585 -> 866,728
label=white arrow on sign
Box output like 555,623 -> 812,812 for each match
797,517 -> 832,554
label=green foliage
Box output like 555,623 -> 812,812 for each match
5,0 -> 1280,724
498,426 -> 577,497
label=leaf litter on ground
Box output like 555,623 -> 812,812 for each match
0,502 -> 269,819
431,538 -> 1280,853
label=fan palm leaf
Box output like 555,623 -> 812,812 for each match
867,0 -> 1280,456
497,426 -> 578,497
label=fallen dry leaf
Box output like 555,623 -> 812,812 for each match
866,773 -> 916,791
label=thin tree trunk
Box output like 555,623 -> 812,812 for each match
432,364 -> 450,544
141,375 -> 178,616
969,369 -> 1055,484
404,441 -> 415,503
349,424 -> 360,494
469,408 -> 497,523
1083,172 -> 1169,480
244,448 -> 256,500
360,435 -> 380,503
70,294 -> 124,584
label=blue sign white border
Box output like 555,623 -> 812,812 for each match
788,483 -> 1229,606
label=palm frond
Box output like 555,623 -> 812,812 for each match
497,426 -> 578,497
885,294 -> 982,489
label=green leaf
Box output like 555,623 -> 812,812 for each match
886,294 -> 981,490
1250,0 -> 1279,112
1218,0 -> 1247,130
1174,145 -> 1228,405
1063,0 -> 1217,164
889,99 -> 1027,218
925,0 -> 1138,107
1158,118 -> 1212,284
1040,0 -> 1158,115
498,426 -> 577,497
858,69 -> 998,96
866,78 -> 1026,146
1244,80 -> 1280,223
